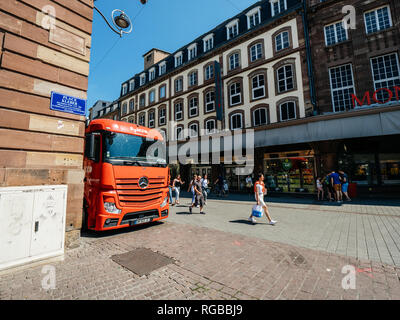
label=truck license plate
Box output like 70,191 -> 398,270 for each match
134,218 -> 151,225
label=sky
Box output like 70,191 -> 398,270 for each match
87,0 -> 259,114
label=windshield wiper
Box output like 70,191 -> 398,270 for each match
123,160 -> 144,166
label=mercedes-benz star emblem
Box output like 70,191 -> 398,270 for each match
138,177 -> 149,189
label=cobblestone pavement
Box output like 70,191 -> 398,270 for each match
169,196 -> 400,267
1,218 -> 400,300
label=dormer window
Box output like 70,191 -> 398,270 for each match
246,6 -> 261,29
140,73 -> 146,86
270,0 -> 287,17
188,43 -> 197,61
129,79 -> 135,91
122,83 -> 128,95
175,52 -> 183,67
149,67 -> 156,81
159,61 -> 166,75
203,34 -> 214,52
226,19 -> 239,40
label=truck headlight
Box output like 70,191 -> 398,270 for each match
104,202 -> 122,214
160,196 -> 168,208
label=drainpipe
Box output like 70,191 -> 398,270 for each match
301,0 -> 318,115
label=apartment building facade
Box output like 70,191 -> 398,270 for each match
307,0 -> 400,195
115,0 -> 400,196
117,0 -> 314,192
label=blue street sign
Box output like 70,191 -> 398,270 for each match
50,92 -> 87,116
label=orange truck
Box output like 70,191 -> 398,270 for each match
83,119 -> 170,231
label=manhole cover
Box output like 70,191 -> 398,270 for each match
111,248 -> 175,276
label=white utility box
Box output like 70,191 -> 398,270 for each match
0,185 -> 67,271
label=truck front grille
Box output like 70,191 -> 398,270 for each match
116,178 -> 164,208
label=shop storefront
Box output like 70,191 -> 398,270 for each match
263,150 -> 316,194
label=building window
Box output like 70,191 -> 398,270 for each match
188,44 -> 197,61
189,97 -> 198,117
329,64 -> 355,112
149,90 -> 155,104
149,68 -> 156,81
275,31 -> 290,51
324,21 -> 348,46
205,91 -> 215,113
148,110 -> 155,128
364,6 -> 392,34
250,42 -> 263,62
205,119 -> 216,134
247,7 -> 261,29
229,52 -> 240,70
203,34 -> 214,52
129,99 -> 134,113
139,113 -> 145,126
175,77 -> 183,92
226,19 -> 239,40
140,74 -> 146,86
122,84 -> 128,95
271,0 -> 287,17
175,52 -> 183,67
253,108 -> 267,126
230,113 -> 243,130
159,108 -> 166,126
159,62 -> 166,75
175,102 -> 183,121
159,85 -> 166,99
176,126 -> 183,141
279,101 -> 296,121
277,65 -> 294,93
139,94 -> 146,108
229,82 -> 242,106
122,103 -> 127,115
205,64 -> 214,81
129,80 -> 135,91
252,74 -> 266,99
189,123 -> 199,138
188,71 -> 198,87
128,116 -> 134,124
370,53 -> 400,102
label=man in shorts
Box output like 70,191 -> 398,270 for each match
189,175 -> 205,215
330,170 -> 342,202
248,173 -> 276,225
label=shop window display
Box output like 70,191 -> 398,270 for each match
264,156 -> 316,193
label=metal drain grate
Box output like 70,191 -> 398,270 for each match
111,248 -> 175,276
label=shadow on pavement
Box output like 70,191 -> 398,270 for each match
229,219 -> 254,225
80,221 -> 165,239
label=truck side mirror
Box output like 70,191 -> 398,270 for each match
86,133 -> 100,162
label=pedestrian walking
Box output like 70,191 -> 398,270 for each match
172,175 -> 185,205
338,170 -> 351,201
188,174 -> 197,206
330,170 -> 342,202
223,179 -> 229,197
316,177 -> 324,201
201,174 -> 209,204
189,175 -> 206,215
168,177 -> 173,205
214,175 -> 225,197
248,173 -> 276,225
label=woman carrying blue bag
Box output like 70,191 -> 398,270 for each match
248,173 -> 277,225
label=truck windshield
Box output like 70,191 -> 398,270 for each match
103,131 -> 167,167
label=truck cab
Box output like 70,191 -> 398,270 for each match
83,119 -> 169,231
